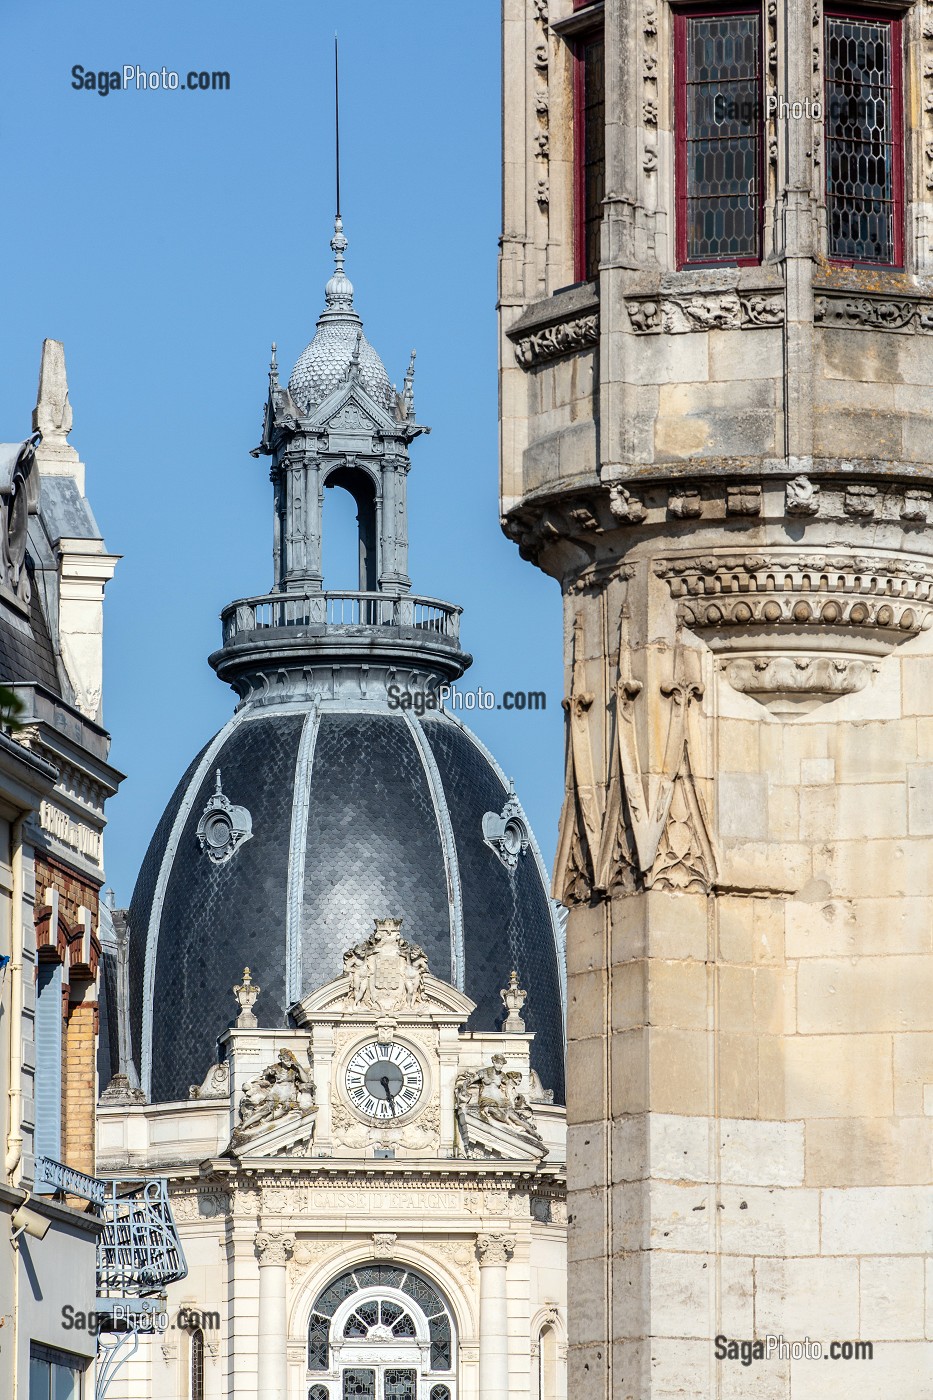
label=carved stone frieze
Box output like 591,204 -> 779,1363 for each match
814,294 -> 931,332
625,290 -> 784,335
785,475 -> 820,516
513,314 -> 599,367
657,549 -> 933,711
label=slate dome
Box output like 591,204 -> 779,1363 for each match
127,704 -> 565,1105
122,217 -> 565,1108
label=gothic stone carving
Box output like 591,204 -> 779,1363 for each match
343,918 -> 428,1012
513,314 -> 599,367
231,1049 -> 316,1147
553,615 -> 601,905
625,291 -> 784,335
658,550 -> 933,709
598,645 -> 716,895
814,294 -> 933,333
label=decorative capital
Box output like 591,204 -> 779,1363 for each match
500,970 -> 528,1032
476,1233 -> 515,1267
233,967 -> 260,1028
254,1231 -> 295,1266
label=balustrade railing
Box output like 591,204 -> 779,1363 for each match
221,590 -> 461,647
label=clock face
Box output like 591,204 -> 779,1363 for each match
344,1042 -> 424,1121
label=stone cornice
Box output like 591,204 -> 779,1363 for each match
505,284 -> 600,367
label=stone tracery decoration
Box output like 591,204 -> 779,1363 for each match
343,918 -> 428,1013
553,615 -> 601,905
598,644 -> 716,895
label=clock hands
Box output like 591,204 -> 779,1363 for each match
379,1074 -> 397,1116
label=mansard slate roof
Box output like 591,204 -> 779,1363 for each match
127,705 -> 566,1107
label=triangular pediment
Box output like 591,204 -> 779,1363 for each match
224,1107 -> 317,1160
292,971 -> 475,1023
291,919 -> 476,1023
306,377 -> 399,435
456,1106 -> 547,1163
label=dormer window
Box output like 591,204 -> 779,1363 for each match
824,8 -> 903,266
674,6 -> 763,266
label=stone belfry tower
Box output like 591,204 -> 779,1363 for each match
500,1 -> 933,1397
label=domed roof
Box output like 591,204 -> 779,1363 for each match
288,322 -> 395,417
127,703 -> 566,1106
286,215 -> 397,417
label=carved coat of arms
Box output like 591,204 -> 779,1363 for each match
343,918 -> 428,1013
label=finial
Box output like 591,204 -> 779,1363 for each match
501,969 -> 528,1033
269,342 -> 279,388
234,966 -> 261,1028
402,349 -> 417,420
347,330 -> 362,380
214,768 -> 223,796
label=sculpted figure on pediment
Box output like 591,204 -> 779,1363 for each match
343,918 -> 428,1013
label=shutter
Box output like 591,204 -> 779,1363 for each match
33,960 -> 62,1183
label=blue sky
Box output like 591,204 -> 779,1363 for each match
0,0 -> 565,902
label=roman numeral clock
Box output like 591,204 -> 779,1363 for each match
344,1041 -> 425,1121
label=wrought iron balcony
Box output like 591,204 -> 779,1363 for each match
220,589 -> 462,648
35,1156 -> 187,1298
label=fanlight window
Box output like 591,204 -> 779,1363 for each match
307,1265 -> 455,1396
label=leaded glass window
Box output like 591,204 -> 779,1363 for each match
307,1265 -> 456,1384
575,31 -> 606,280
677,9 -> 762,264
190,1328 -> 204,1400
343,1371 -> 375,1400
825,12 -> 901,264
309,1389 -> 330,1400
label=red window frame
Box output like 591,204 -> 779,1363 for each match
823,4 -> 905,268
573,26 -> 605,282
673,2 -> 764,269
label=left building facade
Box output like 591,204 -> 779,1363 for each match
0,340 -> 122,1400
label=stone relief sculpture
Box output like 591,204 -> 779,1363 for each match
343,917 -> 428,1013
553,615 -> 601,906
230,1048 -> 316,1147
455,1054 -> 544,1148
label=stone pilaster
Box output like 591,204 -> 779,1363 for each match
477,1232 -> 515,1400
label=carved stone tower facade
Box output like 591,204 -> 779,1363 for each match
501,1 -> 933,1396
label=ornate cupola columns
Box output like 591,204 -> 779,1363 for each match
213,218 -> 470,709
